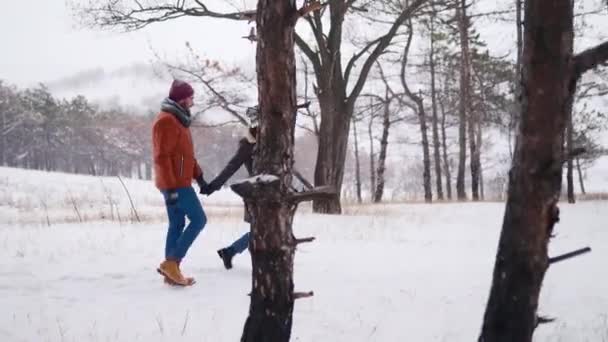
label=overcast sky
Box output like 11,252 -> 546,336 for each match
2,0 -> 607,107
0,1 -> 256,89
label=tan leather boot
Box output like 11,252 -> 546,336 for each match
161,260 -> 195,285
158,260 -> 189,286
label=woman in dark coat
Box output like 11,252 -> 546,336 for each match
203,106 -> 257,269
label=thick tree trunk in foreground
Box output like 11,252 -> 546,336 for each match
240,2 -> 298,341
478,1 -> 575,341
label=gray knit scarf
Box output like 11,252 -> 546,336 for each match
161,98 -> 192,128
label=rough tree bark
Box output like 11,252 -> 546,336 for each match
509,0 -> 523,160
429,16 -> 444,200
238,2 -> 307,340
476,123 -> 484,200
566,110 -> 575,203
368,110 -> 376,198
476,1 -> 608,340
373,92 -> 391,203
401,19 -> 432,202
456,0 -> 475,200
440,89 -> 453,200
576,157 -> 586,195
468,113 -> 481,200
352,116 -> 363,204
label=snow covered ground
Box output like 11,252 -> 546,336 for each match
0,167 -> 607,341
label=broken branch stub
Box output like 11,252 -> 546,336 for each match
287,185 -> 336,204
535,315 -> 556,327
238,10 -> 257,22
294,291 -> 314,300
548,246 -> 591,265
294,237 -> 316,245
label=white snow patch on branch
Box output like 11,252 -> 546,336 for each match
231,174 -> 280,186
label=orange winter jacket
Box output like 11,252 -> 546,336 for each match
152,111 -> 202,190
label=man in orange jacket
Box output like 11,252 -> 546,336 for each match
153,79 -> 209,286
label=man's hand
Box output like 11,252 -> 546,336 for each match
203,179 -> 223,196
196,175 -> 213,195
200,183 -> 213,195
202,181 -> 221,196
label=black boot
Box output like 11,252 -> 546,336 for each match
217,248 -> 235,270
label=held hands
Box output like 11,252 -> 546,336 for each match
196,175 -> 219,196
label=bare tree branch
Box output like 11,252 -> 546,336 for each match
294,291 -> 314,299
295,33 -> 323,74
302,9 -> 329,66
154,43 -> 253,126
347,0 -> 428,108
299,57 -> 320,136
167,64 -> 249,125
287,185 -> 336,203
344,36 -> 383,87
297,123 -> 318,134
294,237 -> 316,244
398,19 -> 420,106
573,41 -> 608,79
72,0 -> 254,31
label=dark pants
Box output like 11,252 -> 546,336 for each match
227,231 -> 250,254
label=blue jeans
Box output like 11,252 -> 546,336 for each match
161,187 -> 207,260
228,231 -> 250,254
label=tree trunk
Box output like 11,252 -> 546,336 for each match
566,110 -> 575,203
456,85 -> 467,198
33,149 -> 40,170
368,111 -> 376,200
312,97 -> 350,214
440,100 -> 452,200
478,1 -> 574,341
429,16 -> 444,200
418,104 -> 432,203
509,0 -> 524,161
477,123 -> 484,200
352,116 -> 363,204
89,158 -> 97,176
44,130 -> 52,171
401,21 -> 432,203
145,162 -> 152,180
0,110 -> 5,166
576,157 -> 586,194
303,0 -> 427,214
373,98 -> 390,203
469,118 -> 481,201
457,0 -> 473,201
240,1 -> 299,340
